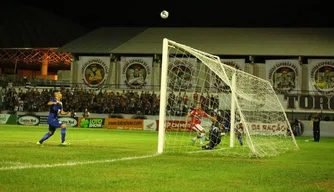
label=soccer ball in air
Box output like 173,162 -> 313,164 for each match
160,10 -> 169,19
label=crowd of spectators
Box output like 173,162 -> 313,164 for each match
1,76 -> 334,122
0,77 -> 221,116
0,85 -> 160,115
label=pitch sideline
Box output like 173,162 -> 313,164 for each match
0,153 -> 160,171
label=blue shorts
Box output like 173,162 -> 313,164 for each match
48,118 -> 63,131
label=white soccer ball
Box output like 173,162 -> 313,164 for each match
160,10 -> 169,19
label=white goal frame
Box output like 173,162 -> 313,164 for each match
157,38 -> 298,157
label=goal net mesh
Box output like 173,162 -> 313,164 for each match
158,39 -> 299,158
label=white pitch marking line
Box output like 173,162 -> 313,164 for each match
186,147 -> 228,154
0,153 -> 160,171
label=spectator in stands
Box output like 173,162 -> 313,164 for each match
83,108 -> 90,118
7,80 -> 13,90
70,108 -> 77,118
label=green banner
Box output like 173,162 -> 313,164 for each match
79,117 -> 105,128
0,114 -> 17,125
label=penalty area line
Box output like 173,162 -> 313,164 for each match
0,153 -> 160,171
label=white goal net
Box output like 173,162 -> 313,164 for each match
158,38 -> 299,158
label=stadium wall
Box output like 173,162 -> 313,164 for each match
300,120 -> 334,138
3,112 -> 334,137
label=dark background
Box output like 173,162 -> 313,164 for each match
9,0 -> 334,30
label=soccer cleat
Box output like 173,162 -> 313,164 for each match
202,145 -> 212,150
36,141 -> 44,147
191,138 -> 196,144
60,142 -> 70,146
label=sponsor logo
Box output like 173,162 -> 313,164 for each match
0,114 -> 9,124
165,120 -> 190,132
18,116 -> 39,125
146,123 -> 154,129
58,117 -> 78,127
106,119 -> 143,130
144,120 -> 156,131
80,118 -> 104,128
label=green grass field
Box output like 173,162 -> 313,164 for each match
1,124 -> 334,192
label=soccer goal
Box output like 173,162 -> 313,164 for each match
157,38 -> 299,158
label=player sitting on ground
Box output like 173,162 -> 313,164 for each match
202,112 -> 222,150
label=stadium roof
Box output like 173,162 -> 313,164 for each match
57,27 -> 334,57
55,27 -> 147,54
0,1 -> 89,49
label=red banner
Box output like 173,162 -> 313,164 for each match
163,120 -> 194,132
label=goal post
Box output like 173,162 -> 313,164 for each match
158,38 -> 299,158
157,38 -> 169,154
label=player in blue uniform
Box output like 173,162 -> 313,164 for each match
37,90 -> 71,146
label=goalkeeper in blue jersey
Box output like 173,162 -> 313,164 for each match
37,90 -> 71,146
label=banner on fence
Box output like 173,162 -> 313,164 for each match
77,117 -> 105,128
246,122 -> 288,135
104,118 -> 143,130
17,115 -> 40,125
0,114 -> 17,124
143,120 -> 158,131
165,120 -> 192,132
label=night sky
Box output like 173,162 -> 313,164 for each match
10,0 -> 334,30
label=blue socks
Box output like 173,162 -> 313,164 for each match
61,128 -> 66,143
238,135 -> 243,145
39,132 -> 52,143
39,128 -> 66,144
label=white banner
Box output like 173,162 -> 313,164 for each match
214,93 -> 334,113
120,57 -> 153,89
266,59 -> 301,94
143,120 -> 157,131
246,122 -> 287,135
279,94 -> 334,112
307,59 -> 334,94
211,59 -> 246,92
168,57 -> 198,91
79,56 -> 110,88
